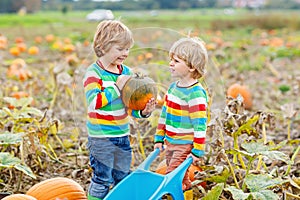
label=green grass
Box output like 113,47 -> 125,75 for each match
0,9 -> 299,41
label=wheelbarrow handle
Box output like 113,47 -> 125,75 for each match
138,148 -> 161,170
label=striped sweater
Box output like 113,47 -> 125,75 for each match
154,81 -> 208,157
83,62 -> 143,138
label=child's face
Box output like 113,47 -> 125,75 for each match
105,44 -> 130,67
169,55 -> 193,80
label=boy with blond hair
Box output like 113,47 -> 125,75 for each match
83,20 -> 156,200
154,37 -> 208,199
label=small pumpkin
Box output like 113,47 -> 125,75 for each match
2,194 -> 37,200
26,177 -> 87,200
122,73 -> 157,110
9,47 -> 21,56
6,64 -> 32,81
227,83 -> 252,110
28,46 -> 39,55
155,159 -> 206,187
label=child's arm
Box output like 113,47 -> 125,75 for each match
189,89 -> 208,159
154,97 -> 167,145
83,70 -> 125,109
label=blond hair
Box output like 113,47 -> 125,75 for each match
93,20 -> 134,57
169,37 -> 208,79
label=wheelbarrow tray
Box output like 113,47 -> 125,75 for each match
104,148 -> 193,200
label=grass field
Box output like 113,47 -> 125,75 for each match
1,9 -> 299,39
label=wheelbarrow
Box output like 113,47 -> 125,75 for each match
103,148 -> 193,200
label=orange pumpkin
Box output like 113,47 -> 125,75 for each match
7,59 -> 32,81
28,46 -> 39,55
0,35 -> 8,49
122,73 -> 157,110
227,83 -> 252,110
10,91 -> 30,99
17,42 -> 27,52
2,194 -> 37,200
45,34 -> 55,43
26,177 -> 87,200
9,47 -> 21,56
15,37 -> 24,44
34,36 -> 43,44
63,44 -> 76,53
155,160 -> 206,187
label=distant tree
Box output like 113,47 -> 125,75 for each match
0,0 -> 41,13
62,5 -> 68,14
0,0 -> 12,13
11,0 -> 24,12
25,0 -> 42,13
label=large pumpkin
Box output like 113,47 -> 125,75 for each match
2,194 -> 37,200
156,159 -> 206,187
26,177 -> 87,200
122,73 -> 157,110
227,83 -> 252,110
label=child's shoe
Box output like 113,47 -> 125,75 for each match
88,194 -> 103,200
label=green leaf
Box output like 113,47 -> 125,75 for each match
242,142 -> 290,164
3,97 -> 33,108
245,174 -> 287,192
21,107 -> 43,117
0,132 -> 24,145
261,151 -> 290,164
242,141 -> 269,153
234,114 -> 259,138
0,152 -> 21,167
205,166 -> 230,183
0,109 -> 9,118
14,164 -> 36,179
203,183 -> 224,200
251,190 -> 279,200
0,153 -> 36,179
224,186 -> 250,200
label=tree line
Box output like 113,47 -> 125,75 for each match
0,0 -> 299,13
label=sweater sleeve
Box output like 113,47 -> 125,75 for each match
154,95 -> 167,143
83,67 -> 120,110
188,89 -> 208,157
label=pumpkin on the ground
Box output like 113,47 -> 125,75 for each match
2,194 -> 37,200
155,159 -> 206,187
226,83 -> 252,110
7,59 -> 32,81
26,177 -> 87,200
122,73 -> 157,110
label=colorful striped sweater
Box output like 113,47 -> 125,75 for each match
154,81 -> 208,157
83,62 -> 144,138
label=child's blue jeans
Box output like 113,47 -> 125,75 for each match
87,136 -> 132,199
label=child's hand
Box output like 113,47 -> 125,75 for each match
188,154 -> 203,165
154,143 -> 164,152
116,75 -> 131,90
141,98 -> 156,116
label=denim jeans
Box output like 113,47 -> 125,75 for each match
87,136 -> 132,199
